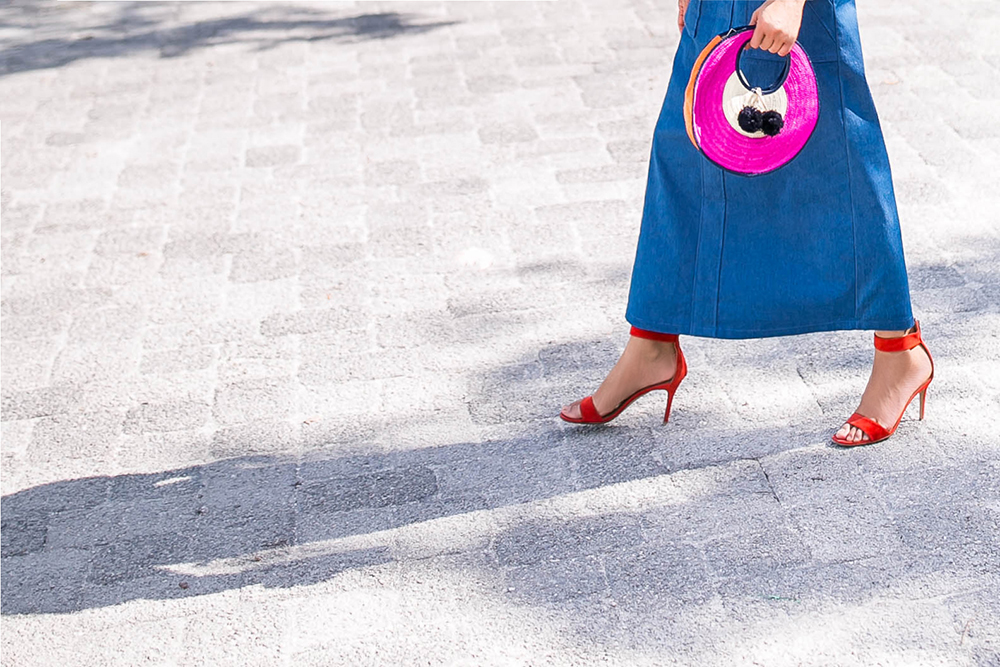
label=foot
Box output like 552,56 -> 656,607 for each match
561,335 -> 678,420
834,328 -> 934,444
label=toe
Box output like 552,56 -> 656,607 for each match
835,423 -> 851,440
560,399 -> 582,420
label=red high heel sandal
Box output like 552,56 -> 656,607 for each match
560,326 -> 688,425
832,320 -> 934,447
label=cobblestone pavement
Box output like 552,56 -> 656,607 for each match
1,0 -> 998,664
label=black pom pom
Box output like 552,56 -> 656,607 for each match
737,106 -> 763,133
761,110 -> 784,136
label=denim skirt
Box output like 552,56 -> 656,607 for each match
624,0 -> 915,339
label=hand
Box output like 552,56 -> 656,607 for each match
749,0 -> 806,56
678,0 -> 691,34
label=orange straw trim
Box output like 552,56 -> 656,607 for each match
684,35 -> 723,149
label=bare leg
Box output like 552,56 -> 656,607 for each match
561,335 -> 678,420
834,327 -> 934,443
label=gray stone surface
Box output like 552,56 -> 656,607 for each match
1,0 -> 999,664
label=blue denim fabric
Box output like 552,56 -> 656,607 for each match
624,0 -> 915,339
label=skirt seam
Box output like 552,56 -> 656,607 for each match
833,4 -> 860,323
690,147 -> 706,333
714,171 -> 728,335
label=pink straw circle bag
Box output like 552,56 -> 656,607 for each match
683,26 -> 819,177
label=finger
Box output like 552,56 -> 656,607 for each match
750,24 -> 765,49
758,33 -> 774,51
777,40 -> 793,57
767,38 -> 783,54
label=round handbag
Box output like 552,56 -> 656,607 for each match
683,26 -> 819,177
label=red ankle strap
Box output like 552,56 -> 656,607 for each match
630,326 -> 679,343
874,321 -> 922,352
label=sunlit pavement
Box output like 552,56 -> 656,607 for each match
1,0 -> 998,664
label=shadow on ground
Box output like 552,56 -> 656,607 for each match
0,1 -> 456,76
1,227 -> 997,667
4,241 -> 1000,618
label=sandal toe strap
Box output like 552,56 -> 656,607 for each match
844,412 -> 889,441
579,396 -> 603,422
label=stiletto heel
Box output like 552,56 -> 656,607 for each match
664,389 -> 676,424
832,320 -> 934,447
561,326 -> 687,425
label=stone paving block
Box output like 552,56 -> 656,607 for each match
504,553 -> 607,604
188,498 -> 297,559
297,465 -> 438,514
93,226 -> 165,256
67,305 -> 147,343
1,547 -> 91,615
51,339 -> 142,385
87,533 -> 194,587
478,121 -> 539,144
494,514 -> 644,567
298,346 -> 419,386
85,253 -> 163,286
282,583 -> 405,662
123,400 -> 212,434
245,144 -> 301,168
216,346 -> 293,387
701,515 -> 812,585
211,419 -> 299,457
158,250 -> 230,281
212,376 -> 298,426
869,463 -> 1000,513
146,274 -> 228,319
298,415 -> 381,453
139,345 -> 217,375
298,244 -> 367,277
299,378 -> 384,419
0,420 -> 34,481
1,337 -> 57,390
604,543 -> 713,610
785,499 -> 902,564
892,505 -> 999,572
142,314 -> 250,350
220,278 -> 299,323
1,202 -> 44,232
114,428 -> 213,473
0,509 -> 49,557
240,546 -> 393,596
298,274 -> 369,310
260,306 -> 367,338
433,439 -> 577,508
28,409 -> 124,462
1,384 -> 82,421
1,286 -> 113,317
556,163 -> 646,184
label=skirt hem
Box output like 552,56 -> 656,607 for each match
623,314 -> 917,340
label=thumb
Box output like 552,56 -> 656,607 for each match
749,8 -> 758,25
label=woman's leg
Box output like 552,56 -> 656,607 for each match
560,327 -> 679,420
834,325 -> 934,443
